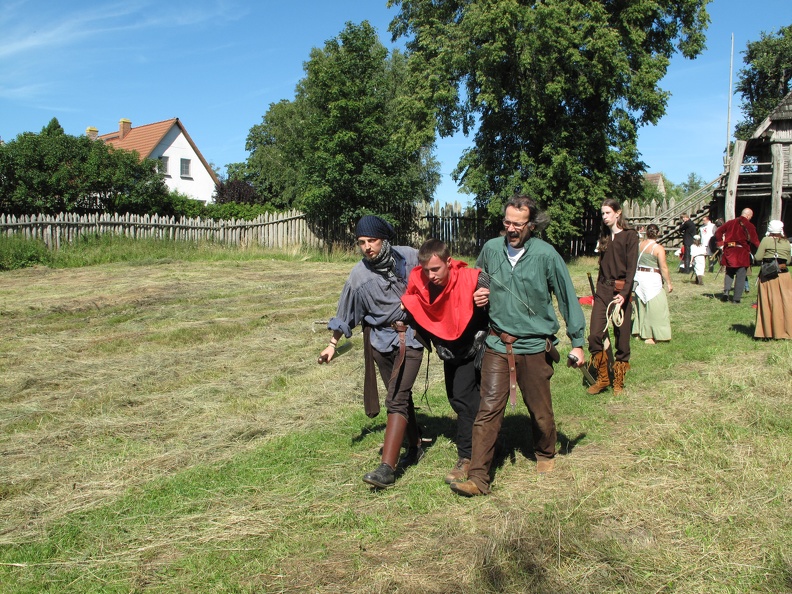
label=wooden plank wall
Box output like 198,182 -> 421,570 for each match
0,198 -> 680,256
0,211 -> 326,250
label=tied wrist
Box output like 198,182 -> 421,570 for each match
328,341 -> 338,349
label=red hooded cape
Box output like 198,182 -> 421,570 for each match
401,259 -> 480,341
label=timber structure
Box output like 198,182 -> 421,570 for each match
647,91 -> 792,247
714,90 -> 792,232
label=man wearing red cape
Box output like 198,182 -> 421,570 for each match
715,208 -> 760,303
401,239 -> 489,484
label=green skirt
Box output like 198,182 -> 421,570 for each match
632,290 -> 671,341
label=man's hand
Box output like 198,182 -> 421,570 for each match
567,347 -> 585,368
473,287 -> 490,307
613,293 -> 625,307
317,345 -> 335,364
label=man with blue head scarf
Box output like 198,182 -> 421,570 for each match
318,215 -> 425,488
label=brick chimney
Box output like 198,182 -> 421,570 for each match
85,126 -> 98,141
119,118 -> 132,139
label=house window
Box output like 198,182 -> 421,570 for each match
180,158 -> 191,178
158,156 -> 169,176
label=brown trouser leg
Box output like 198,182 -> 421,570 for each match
468,348 -> 556,493
372,347 -> 423,420
588,290 -> 632,362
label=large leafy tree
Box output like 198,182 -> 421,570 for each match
734,24 -> 792,140
236,21 -> 439,230
236,99 -> 306,209
0,118 -> 169,215
388,0 -> 710,243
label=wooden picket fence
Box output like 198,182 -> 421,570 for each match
0,210 -> 333,251
0,203 -> 485,252
0,195 -> 699,256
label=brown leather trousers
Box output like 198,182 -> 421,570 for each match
467,347 -> 557,493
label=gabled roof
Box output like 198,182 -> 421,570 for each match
98,118 -> 176,158
97,118 -> 219,184
643,172 -> 666,195
751,91 -> 792,139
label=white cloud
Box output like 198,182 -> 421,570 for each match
0,82 -> 50,101
0,1 -> 245,60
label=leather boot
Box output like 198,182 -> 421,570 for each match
449,479 -> 485,497
399,407 -> 424,468
586,351 -> 611,395
612,361 -> 630,396
363,414 -> 407,488
444,458 -> 470,484
697,275 -> 704,285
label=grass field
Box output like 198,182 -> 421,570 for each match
0,239 -> 790,593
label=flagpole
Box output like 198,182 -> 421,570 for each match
725,33 -> 734,164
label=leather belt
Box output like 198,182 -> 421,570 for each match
488,329 -> 559,408
490,327 -> 518,407
637,266 -> 660,273
725,242 -> 741,248
386,321 -> 408,400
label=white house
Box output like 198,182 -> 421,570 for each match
90,118 -> 219,203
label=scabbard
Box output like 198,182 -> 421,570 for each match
362,325 -> 380,418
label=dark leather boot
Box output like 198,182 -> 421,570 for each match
363,414 -> 407,488
399,407 -> 424,468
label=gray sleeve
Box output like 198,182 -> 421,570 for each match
327,279 -> 363,338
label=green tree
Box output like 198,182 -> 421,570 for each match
239,21 -> 439,231
734,24 -> 792,140
235,99 -> 305,209
640,175 -> 668,205
680,172 -> 705,195
388,0 -> 710,244
0,118 -> 169,215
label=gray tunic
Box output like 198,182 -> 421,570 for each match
328,246 -> 424,353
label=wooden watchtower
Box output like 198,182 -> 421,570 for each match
715,91 -> 792,234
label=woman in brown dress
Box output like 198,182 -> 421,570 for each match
754,220 -> 792,339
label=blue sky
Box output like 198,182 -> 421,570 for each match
2,0 -> 790,205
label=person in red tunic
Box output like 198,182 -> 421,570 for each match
714,208 -> 760,303
401,239 -> 489,484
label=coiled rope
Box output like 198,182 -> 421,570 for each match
603,298 -> 624,333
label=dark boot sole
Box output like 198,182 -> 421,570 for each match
362,476 -> 395,489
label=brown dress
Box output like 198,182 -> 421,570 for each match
754,236 -> 792,340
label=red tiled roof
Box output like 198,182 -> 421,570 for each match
96,118 -> 219,185
98,118 -> 177,159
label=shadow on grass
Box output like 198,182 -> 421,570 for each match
350,409 -> 586,489
353,410 -> 584,453
350,406 -> 459,447
351,422 -> 385,445
731,323 -> 756,338
487,416 -> 586,483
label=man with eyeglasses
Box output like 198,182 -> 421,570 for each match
450,194 -> 586,497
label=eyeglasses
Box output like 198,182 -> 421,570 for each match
502,219 -> 529,230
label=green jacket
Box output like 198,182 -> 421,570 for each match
476,235 -> 586,355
